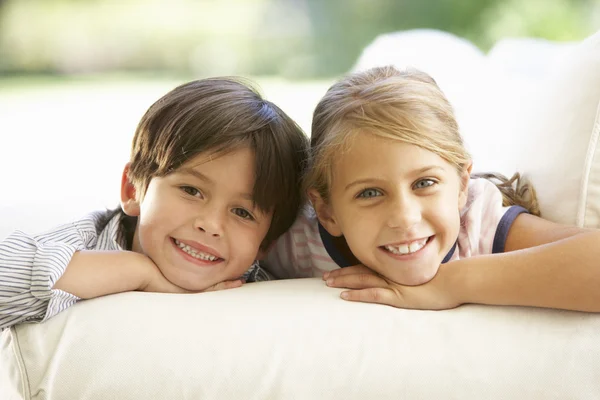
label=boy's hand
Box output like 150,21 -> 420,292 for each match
139,257 -> 243,294
322,264 -> 461,310
54,250 -> 243,300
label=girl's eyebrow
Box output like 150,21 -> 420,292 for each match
345,178 -> 383,191
412,165 -> 446,175
344,165 -> 446,191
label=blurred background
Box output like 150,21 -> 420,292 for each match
0,0 -> 599,238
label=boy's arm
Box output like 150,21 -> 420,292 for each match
1,217 -> 242,330
0,224 -> 93,330
54,250 -> 211,298
53,250 -> 159,298
0,214 -> 158,330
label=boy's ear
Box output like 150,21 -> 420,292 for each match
308,189 -> 342,237
458,162 -> 473,209
120,163 -> 141,217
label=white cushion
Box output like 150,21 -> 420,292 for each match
2,278 -> 600,399
513,30 -> 600,227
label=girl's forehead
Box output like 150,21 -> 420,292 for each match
331,135 -> 452,180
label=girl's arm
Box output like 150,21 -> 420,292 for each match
453,213 -> 600,312
324,214 -> 600,312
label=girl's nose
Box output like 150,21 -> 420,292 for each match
387,195 -> 422,229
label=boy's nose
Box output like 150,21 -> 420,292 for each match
194,210 -> 225,237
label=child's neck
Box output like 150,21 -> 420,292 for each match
331,236 -> 360,266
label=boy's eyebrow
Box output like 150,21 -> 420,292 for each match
178,168 -> 255,202
344,165 -> 446,191
178,168 -> 213,184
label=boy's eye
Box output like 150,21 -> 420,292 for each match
356,188 -> 382,199
181,186 -> 203,198
413,179 -> 436,189
232,208 -> 254,220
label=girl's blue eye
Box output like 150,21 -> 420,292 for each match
357,188 -> 382,198
414,179 -> 435,189
182,186 -> 202,198
233,208 -> 254,220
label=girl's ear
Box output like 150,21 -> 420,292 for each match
308,189 -> 343,237
458,162 -> 473,209
120,163 -> 141,217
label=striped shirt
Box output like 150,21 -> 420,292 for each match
263,178 -> 528,279
0,210 -> 268,330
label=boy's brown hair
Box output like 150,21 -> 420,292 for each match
124,77 -> 309,249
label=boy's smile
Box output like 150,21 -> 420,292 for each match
122,146 -> 272,291
172,238 -> 222,264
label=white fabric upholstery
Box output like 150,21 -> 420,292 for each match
2,278 -> 600,400
514,30 -> 600,227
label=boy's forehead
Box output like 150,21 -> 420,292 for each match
174,148 -> 258,193
178,145 -> 255,169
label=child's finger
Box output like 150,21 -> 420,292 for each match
340,288 -> 401,307
326,273 -> 386,290
323,264 -> 372,280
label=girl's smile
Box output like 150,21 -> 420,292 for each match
380,235 -> 433,259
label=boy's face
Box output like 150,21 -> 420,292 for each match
122,146 -> 272,291
313,135 -> 469,286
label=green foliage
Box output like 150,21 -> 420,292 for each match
0,0 -> 597,78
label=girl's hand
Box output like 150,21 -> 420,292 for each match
139,258 -> 244,294
322,264 -> 461,310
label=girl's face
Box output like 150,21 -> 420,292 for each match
314,134 -> 470,286
122,146 -> 272,291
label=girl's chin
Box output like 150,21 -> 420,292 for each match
384,267 -> 439,286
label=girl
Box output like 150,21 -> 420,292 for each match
264,66 -> 600,312
0,77 -> 309,330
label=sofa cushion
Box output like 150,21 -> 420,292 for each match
506,30 -> 600,227
2,278 -> 600,399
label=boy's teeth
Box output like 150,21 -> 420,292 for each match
174,239 -> 218,261
385,238 -> 427,255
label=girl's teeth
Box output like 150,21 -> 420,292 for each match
174,239 -> 218,261
385,239 -> 427,255
408,242 -> 421,253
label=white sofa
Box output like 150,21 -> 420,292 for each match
1,29 -> 600,399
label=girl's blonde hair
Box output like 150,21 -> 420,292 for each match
305,65 -> 539,215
